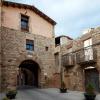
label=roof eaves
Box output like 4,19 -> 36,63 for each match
3,1 -> 57,25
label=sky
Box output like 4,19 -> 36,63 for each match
6,0 -> 100,38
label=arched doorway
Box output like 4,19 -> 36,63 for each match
84,67 -> 99,92
17,60 -> 41,88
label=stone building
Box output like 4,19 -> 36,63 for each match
54,35 -> 74,89
61,28 -> 100,92
55,35 -> 73,73
0,1 -> 57,91
0,0 -> 100,93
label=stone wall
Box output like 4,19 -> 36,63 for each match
0,0 -> 2,92
0,26 -> 56,91
0,27 -> 1,91
45,73 -> 61,88
61,27 -> 100,91
0,0 -> 1,27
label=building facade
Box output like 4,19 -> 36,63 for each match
0,0 -> 100,93
61,28 -> 100,92
0,1 -> 57,91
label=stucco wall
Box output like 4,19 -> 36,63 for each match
2,6 -> 54,38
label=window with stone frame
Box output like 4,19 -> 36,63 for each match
26,39 -> 34,51
21,14 -> 29,31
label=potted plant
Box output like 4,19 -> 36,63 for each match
2,97 -> 10,100
6,90 -> 17,99
60,81 -> 67,93
84,83 -> 96,100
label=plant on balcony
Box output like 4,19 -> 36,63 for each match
6,90 -> 17,99
84,83 -> 96,100
60,81 -> 67,93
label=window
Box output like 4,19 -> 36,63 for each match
45,46 -> 49,51
84,38 -> 92,47
26,39 -> 34,51
21,15 -> 29,31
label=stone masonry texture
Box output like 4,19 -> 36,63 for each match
61,27 -> 100,91
0,26 -> 56,91
0,1 -> 57,92
0,1 -> 100,93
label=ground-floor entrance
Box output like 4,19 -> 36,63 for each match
17,60 -> 41,88
85,67 -> 99,92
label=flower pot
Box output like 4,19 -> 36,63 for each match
84,93 -> 96,100
6,91 -> 17,99
6,93 -> 16,99
60,88 -> 67,93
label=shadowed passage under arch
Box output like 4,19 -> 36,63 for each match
17,60 -> 41,88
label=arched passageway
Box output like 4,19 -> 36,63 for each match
17,60 -> 41,88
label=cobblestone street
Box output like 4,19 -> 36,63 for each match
1,88 -> 100,100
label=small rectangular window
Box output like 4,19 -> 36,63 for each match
45,46 -> 49,51
26,39 -> 34,51
21,15 -> 29,31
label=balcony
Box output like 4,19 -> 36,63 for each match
76,46 -> 97,65
62,53 -> 75,67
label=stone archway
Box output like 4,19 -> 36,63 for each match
15,53 -> 45,89
2,53 -> 45,91
17,60 -> 41,88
